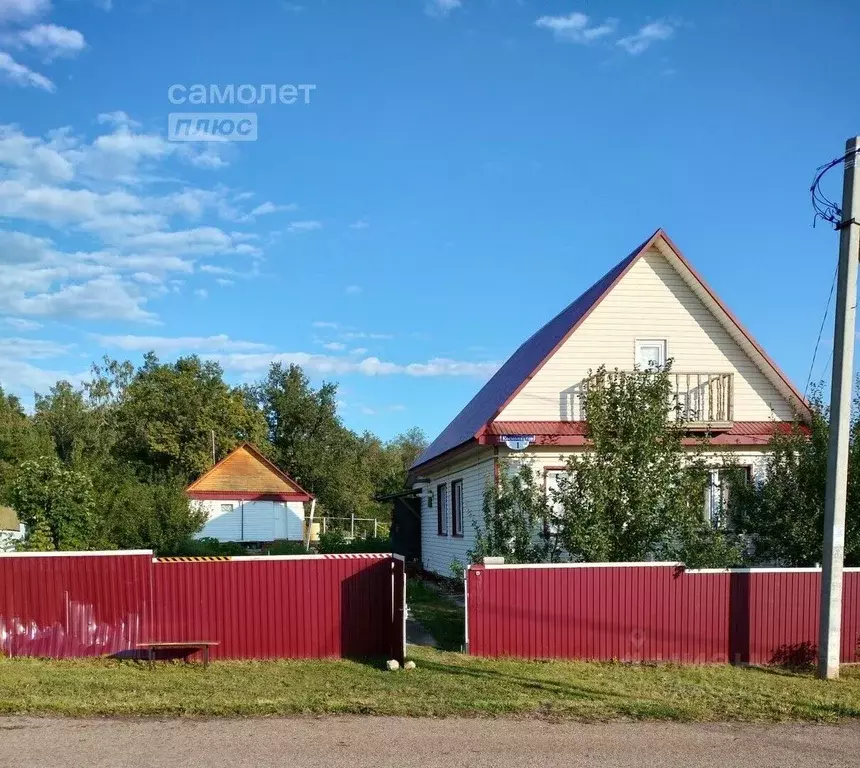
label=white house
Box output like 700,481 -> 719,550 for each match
186,443 -> 314,543
410,229 -> 810,576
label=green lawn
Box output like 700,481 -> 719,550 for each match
406,577 -> 465,651
1,648 -> 860,721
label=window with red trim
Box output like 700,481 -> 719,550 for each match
437,483 -> 448,536
451,479 -> 464,537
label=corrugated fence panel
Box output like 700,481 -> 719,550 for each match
467,565 -> 860,664
151,555 -> 396,660
0,552 -> 152,658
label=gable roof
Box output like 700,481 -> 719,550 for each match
411,229 -> 808,472
186,443 -> 314,501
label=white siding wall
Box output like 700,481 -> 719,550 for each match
195,499 -> 304,542
499,446 -> 771,486
498,248 -> 795,423
420,455 -> 495,577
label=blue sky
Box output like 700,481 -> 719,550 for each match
0,0 -> 858,441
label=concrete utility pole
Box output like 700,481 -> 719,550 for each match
819,136 -> 860,680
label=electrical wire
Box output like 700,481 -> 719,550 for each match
811,147 -> 860,227
804,266 -> 837,398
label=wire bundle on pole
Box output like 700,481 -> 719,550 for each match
811,148 -> 860,227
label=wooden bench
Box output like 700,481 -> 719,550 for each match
136,642 -> 219,669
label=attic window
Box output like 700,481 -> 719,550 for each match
635,339 -> 667,371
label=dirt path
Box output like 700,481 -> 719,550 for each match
1,716 -> 857,767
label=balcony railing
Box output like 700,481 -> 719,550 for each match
566,372 -> 734,427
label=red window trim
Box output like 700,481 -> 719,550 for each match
451,479 -> 464,538
436,482 -> 448,537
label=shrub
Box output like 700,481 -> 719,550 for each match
316,530 -> 390,554
265,540 -> 308,556
165,537 -> 247,556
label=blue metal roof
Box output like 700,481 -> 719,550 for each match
411,231 -> 659,471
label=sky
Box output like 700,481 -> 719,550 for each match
0,0 -> 858,441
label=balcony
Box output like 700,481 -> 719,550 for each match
566,372 -> 735,429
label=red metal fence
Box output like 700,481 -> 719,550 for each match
467,562 -> 860,664
0,551 -> 405,662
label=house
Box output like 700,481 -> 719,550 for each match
0,506 -> 24,552
410,229 -> 809,576
186,443 -> 314,544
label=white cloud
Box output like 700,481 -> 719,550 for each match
0,118 -> 278,324
350,347 -> 368,355
535,12 -> 617,44
0,358 -> 87,400
0,0 -> 50,21
96,333 -> 270,354
389,404 -> 407,412
0,336 -> 69,358
3,316 -> 41,331
249,201 -> 298,217
360,406 -> 376,416
341,331 -> 392,340
322,341 -> 346,351
313,321 -> 339,329
617,20 -> 675,55
215,278 -> 234,287
97,111 -> 141,129
193,288 -> 208,299
425,0 -> 460,18
10,274 -> 156,322
287,219 -> 322,234
0,51 -> 53,91
349,219 -> 370,230
14,24 -> 86,60
345,285 -> 362,296
213,351 -> 499,379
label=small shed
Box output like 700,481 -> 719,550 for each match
186,443 -> 314,544
0,506 -> 24,551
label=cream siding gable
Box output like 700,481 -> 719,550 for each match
497,248 -> 795,423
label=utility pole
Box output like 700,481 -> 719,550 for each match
819,136 -> 860,680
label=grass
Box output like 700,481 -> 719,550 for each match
406,577 -> 465,651
1,648 -> 860,721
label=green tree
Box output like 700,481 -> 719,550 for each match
729,391 -> 860,566
255,363 -> 365,516
9,457 -> 96,551
34,381 -> 98,467
114,353 -> 267,480
93,467 -> 206,553
554,366 -> 740,566
472,463 -> 558,563
0,386 -> 48,485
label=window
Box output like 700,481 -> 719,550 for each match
451,479 -> 464,537
544,468 -> 572,536
706,467 -> 751,527
436,483 -> 448,536
635,339 -> 667,370
220,503 -> 234,514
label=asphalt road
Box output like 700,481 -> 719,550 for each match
1,717 -> 857,767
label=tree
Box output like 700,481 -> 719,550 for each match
472,463 -> 558,564
554,366 -> 740,566
472,365 -> 742,567
255,363 -> 365,515
0,387 -> 48,486
34,381 -> 100,467
728,390 -> 860,567
9,457 -> 96,551
93,466 -> 206,553
114,353 -> 267,480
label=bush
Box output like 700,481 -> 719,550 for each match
264,540 -> 308,556
165,537 -> 247,556
316,530 -> 390,554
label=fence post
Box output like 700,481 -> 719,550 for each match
351,514 -> 355,539
373,519 -> 378,538
322,517 -> 327,535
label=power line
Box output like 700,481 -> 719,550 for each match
804,266 -> 838,398
811,147 -> 860,227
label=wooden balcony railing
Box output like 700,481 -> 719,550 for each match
565,372 -> 734,427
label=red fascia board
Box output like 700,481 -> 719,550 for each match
186,491 -> 312,502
